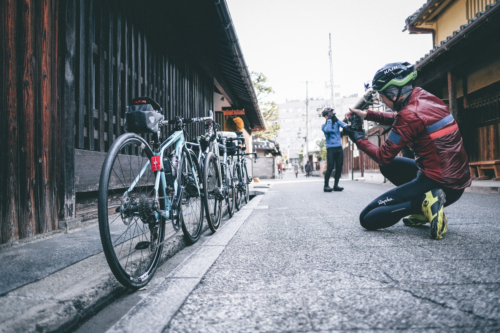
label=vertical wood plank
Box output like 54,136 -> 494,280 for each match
59,0 -> 76,220
38,0 -> 54,233
448,71 -> 458,118
115,11 -> 121,139
87,0 -> 95,150
76,0 -> 85,148
18,0 -> 37,239
123,17 -> 129,133
98,4 -> 105,152
50,0 -> 59,231
137,30 -> 141,97
1,0 -> 20,244
131,24 -> 135,99
107,8 -> 113,149
143,32 -> 147,96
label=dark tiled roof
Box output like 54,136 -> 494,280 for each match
403,0 -> 437,31
413,1 -> 500,69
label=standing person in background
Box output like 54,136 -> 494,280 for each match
294,163 -> 299,178
321,108 -> 347,192
277,162 -> 283,179
305,161 -> 311,177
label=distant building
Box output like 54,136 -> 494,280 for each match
275,96 -> 359,166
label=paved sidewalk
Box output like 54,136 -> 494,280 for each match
113,171 -> 500,332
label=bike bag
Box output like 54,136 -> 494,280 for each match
226,141 -> 237,156
125,97 -> 164,134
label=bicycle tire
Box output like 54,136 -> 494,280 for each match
224,164 -> 235,218
203,152 -> 222,232
179,147 -> 204,244
243,162 -> 250,204
98,133 -> 165,289
234,163 -> 244,211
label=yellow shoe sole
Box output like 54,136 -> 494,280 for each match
422,190 -> 447,240
403,214 -> 428,227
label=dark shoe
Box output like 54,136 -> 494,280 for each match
421,189 -> 447,240
324,186 -> 333,192
333,185 -> 344,191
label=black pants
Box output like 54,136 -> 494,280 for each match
325,146 -> 343,186
360,157 -> 464,230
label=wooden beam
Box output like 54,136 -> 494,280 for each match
462,74 -> 468,109
214,78 -> 234,106
448,71 -> 458,118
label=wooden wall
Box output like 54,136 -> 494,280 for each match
69,0 -> 213,154
1,0 -> 215,245
1,0 -> 60,244
460,92 -> 500,162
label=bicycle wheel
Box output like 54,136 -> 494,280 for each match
98,133 -> 165,289
243,162 -> 250,204
203,152 -> 222,232
234,163 -> 244,211
179,147 -> 204,244
223,163 -> 235,218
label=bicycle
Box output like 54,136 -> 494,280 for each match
228,134 -> 257,211
98,97 -> 211,289
189,120 -> 235,232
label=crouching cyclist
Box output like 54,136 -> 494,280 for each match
344,62 -> 471,240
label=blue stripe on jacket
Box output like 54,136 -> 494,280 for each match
426,114 -> 454,133
321,119 -> 347,148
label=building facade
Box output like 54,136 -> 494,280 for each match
405,0 -> 500,175
0,0 -> 264,245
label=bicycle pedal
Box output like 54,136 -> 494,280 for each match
135,241 -> 150,250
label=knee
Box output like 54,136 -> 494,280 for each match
379,163 -> 393,178
359,208 -> 376,230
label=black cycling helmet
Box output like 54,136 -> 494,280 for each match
372,62 -> 417,92
372,62 -> 417,111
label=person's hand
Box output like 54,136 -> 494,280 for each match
345,108 -> 367,121
343,126 -> 366,143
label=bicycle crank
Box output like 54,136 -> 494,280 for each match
211,187 -> 225,201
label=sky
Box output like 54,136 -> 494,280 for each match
226,0 -> 433,104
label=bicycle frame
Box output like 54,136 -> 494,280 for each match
124,129 -> 200,220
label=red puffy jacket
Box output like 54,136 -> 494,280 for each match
356,87 -> 471,190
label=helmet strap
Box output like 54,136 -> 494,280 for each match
393,86 -> 403,112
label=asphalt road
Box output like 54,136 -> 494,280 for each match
76,171 -> 500,332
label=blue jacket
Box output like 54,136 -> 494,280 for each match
321,119 -> 347,148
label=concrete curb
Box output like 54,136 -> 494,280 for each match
0,191 -> 267,333
106,195 -> 265,333
0,226 -> 202,333
0,231 -> 191,333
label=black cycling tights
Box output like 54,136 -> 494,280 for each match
325,146 -> 344,186
360,157 -> 464,230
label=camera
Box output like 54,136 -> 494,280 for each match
348,113 -> 364,132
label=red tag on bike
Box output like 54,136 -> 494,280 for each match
151,156 -> 161,172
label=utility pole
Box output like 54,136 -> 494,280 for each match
304,81 -> 309,168
329,33 -> 335,109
